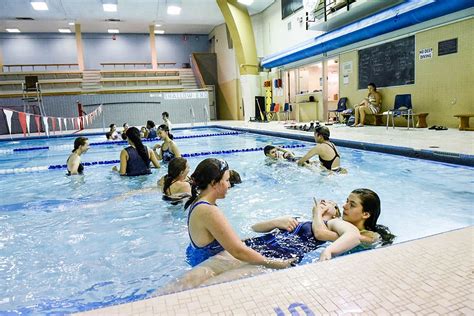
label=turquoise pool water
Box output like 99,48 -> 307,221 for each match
1,127 -> 473,314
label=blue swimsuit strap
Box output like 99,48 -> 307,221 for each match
187,200 -> 212,248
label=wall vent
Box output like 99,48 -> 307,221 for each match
287,22 -> 292,30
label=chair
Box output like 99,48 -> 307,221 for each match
327,97 -> 347,123
383,94 -> 414,129
24,76 -> 39,91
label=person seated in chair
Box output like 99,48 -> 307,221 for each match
353,83 -> 382,127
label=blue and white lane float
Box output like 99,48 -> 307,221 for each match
0,144 -> 306,174
2,132 -> 243,154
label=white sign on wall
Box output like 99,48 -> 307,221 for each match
164,92 -> 208,100
419,48 -> 433,60
342,61 -> 353,75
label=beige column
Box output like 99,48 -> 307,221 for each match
0,47 -> 3,73
75,24 -> 84,71
217,0 -> 260,121
149,25 -> 158,70
322,59 -> 329,122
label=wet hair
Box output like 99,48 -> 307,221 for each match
229,170 -> 242,187
105,132 -> 112,140
163,157 -> 188,195
184,158 -> 229,209
123,123 -> 128,128
125,127 -> 150,165
352,188 -> 395,246
368,82 -> 377,91
315,126 -> 330,140
162,112 -> 169,118
158,124 -> 174,140
72,136 -> 88,153
109,123 -> 116,129
146,120 -> 155,129
263,145 -> 276,156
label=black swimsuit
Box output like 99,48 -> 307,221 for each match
67,156 -> 84,175
319,142 -> 340,170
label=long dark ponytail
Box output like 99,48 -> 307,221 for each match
158,124 -> 174,140
184,158 -> 229,209
352,188 -> 395,245
163,157 -> 188,195
126,127 -> 150,165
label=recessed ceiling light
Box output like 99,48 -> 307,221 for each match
167,5 -> 181,15
102,0 -> 118,12
238,0 -> 254,5
155,24 -> 162,27
58,28 -> 71,33
103,4 -> 117,12
30,1 -> 49,11
6,28 -> 21,33
108,29 -> 119,33
154,30 -> 165,34
68,22 -> 75,26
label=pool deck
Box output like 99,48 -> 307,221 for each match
1,121 -> 473,315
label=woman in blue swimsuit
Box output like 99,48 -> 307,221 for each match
153,124 -> 181,163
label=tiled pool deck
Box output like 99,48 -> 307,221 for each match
2,121 -> 473,315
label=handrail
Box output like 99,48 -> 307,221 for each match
100,62 -> 176,69
190,53 -> 206,89
3,63 -> 79,72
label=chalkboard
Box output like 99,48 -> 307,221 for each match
358,36 -> 415,89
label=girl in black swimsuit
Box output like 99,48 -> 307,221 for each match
67,137 -> 89,175
297,126 -> 342,171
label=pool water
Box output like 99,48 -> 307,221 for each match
0,127 -> 473,314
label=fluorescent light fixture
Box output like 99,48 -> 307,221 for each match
30,1 -> 49,10
238,0 -> 254,5
58,28 -> 71,33
167,5 -> 181,15
108,29 -> 119,33
103,3 -> 117,12
154,30 -> 165,34
68,22 -> 75,26
155,24 -> 162,27
6,28 -> 21,33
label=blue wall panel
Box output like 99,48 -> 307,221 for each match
82,33 -> 151,70
0,33 -> 77,65
0,33 -> 209,70
155,34 -> 209,66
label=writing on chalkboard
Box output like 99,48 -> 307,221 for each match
358,36 -> 415,89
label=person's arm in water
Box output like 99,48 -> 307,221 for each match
297,146 -> 322,166
148,147 -> 161,168
198,204 -> 295,269
251,216 -> 299,233
319,219 -> 360,261
153,144 -> 162,160
67,154 -> 81,175
112,149 -> 128,175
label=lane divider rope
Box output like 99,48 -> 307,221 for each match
0,144 -> 306,174
0,132 -> 243,154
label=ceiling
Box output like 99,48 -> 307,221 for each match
0,0 -> 275,34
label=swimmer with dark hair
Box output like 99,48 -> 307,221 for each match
67,137 -> 89,175
229,169 -> 242,187
112,127 -> 160,176
153,124 -> 181,163
263,145 -> 296,162
158,157 -> 191,204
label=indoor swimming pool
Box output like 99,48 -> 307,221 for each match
0,127 -> 473,314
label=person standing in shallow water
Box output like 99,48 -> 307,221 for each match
67,137 -> 89,175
